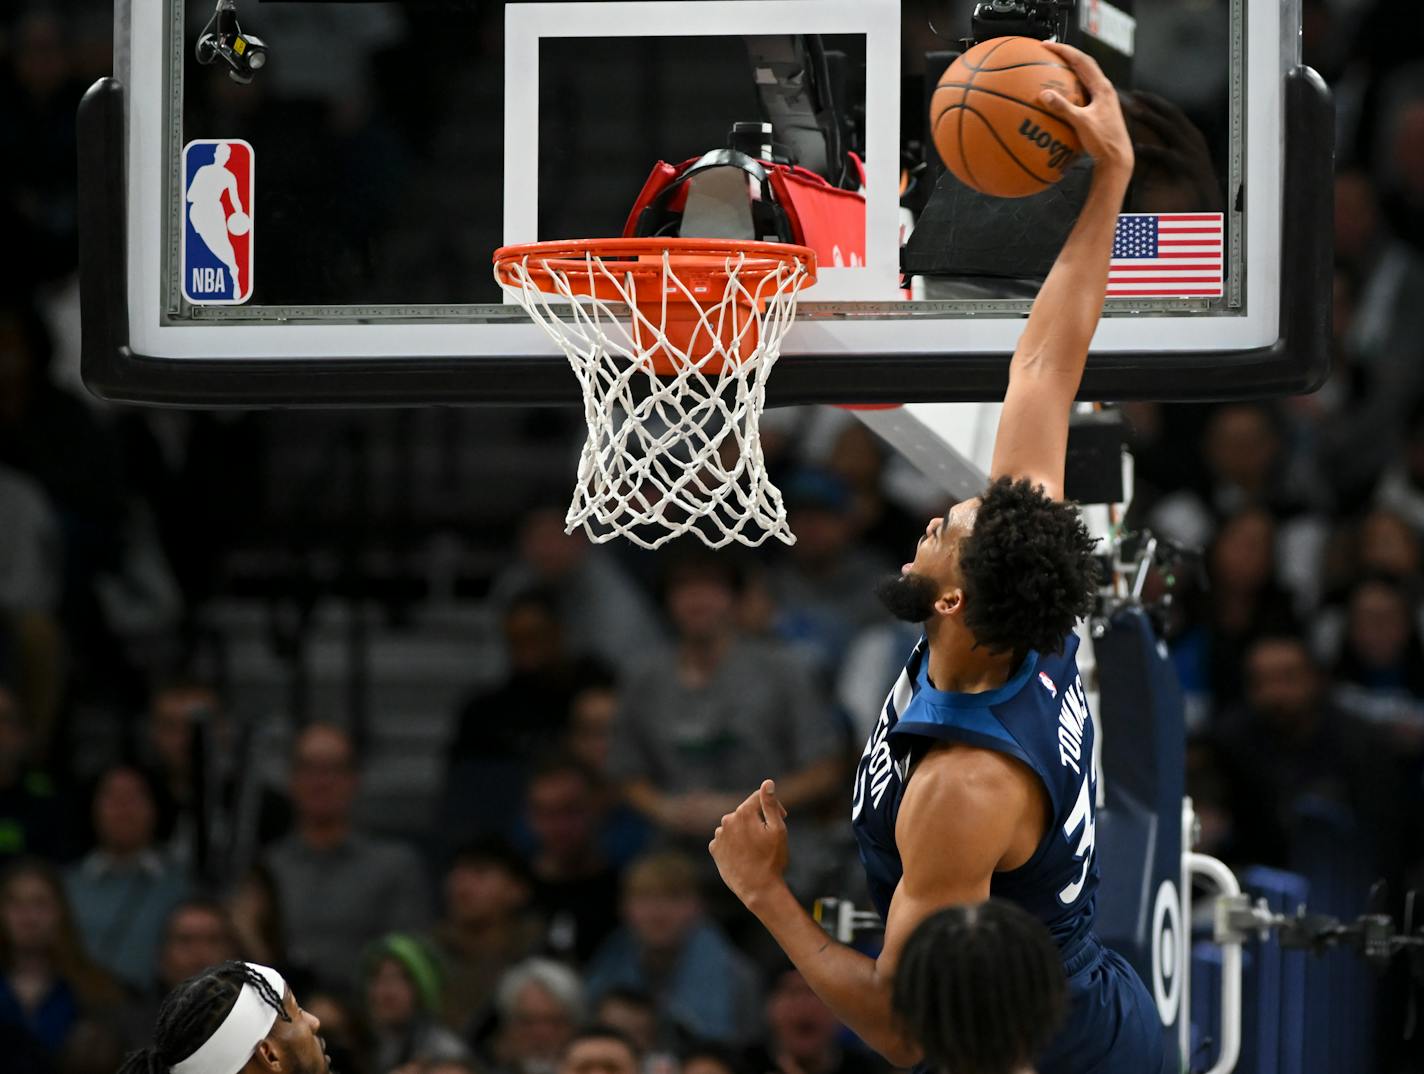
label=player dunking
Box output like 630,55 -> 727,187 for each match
709,44 -> 1167,1074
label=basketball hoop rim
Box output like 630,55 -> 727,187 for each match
493,237 -> 818,293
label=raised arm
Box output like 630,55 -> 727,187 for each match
988,43 -> 1134,500
708,748 -> 1034,1065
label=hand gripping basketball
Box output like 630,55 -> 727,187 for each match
1035,42 -> 1134,174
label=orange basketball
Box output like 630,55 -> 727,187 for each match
931,37 -> 1086,199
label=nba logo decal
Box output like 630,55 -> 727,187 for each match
1038,671 -> 1057,697
182,140 -> 254,304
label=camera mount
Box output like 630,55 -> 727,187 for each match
965,0 -> 1079,49
196,0 -> 268,84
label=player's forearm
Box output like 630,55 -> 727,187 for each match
1013,159 -> 1132,376
745,883 -> 921,1067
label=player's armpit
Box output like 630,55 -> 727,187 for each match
875,746 -> 1036,983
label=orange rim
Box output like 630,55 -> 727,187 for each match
493,237 -> 817,297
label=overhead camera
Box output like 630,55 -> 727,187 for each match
196,0 -> 268,85
967,0 -> 1077,46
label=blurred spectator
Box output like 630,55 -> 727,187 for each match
0,463 -> 61,751
1147,404 -> 1322,558
129,898 -> 241,1038
1330,574 -> 1424,744
364,933 -> 471,1073
140,678 -> 290,872
0,859 -> 125,1059
444,589 -> 614,841
1357,509 -> 1423,578
752,967 -> 878,1074
306,990 -> 375,1074
1170,507 -> 1299,719
566,677 -> 620,776
225,862 -> 288,967
0,686 -> 67,865
428,839 -> 542,1035
768,469 -> 895,679
64,764 -> 187,990
562,678 -> 648,869
1376,78 -> 1424,253
1208,635 -> 1402,870
489,958 -> 585,1074
451,591 -> 612,766
154,898 -> 239,992
1335,170 -> 1424,373
593,988 -> 658,1058
525,758 -> 624,965
492,509 -> 662,677
1375,402 -> 1424,535
823,425 -> 921,564
611,554 -> 841,858
1301,171 -> 1424,507
0,297 -> 131,704
585,852 -> 759,1048
558,1025 -> 641,1074
835,622 -> 923,744
264,724 -> 430,994
679,1042 -> 748,1074
0,12 -> 85,284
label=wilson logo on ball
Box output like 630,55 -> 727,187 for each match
1018,120 -> 1076,172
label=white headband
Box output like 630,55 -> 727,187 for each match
171,963 -> 288,1074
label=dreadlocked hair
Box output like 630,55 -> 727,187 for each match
892,900 -> 1067,1074
959,476 -> 1099,656
117,960 -> 290,1074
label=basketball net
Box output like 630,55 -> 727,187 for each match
495,240 -> 815,550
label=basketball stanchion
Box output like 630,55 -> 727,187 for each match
493,238 -> 817,550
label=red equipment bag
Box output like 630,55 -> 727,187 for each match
624,149 -> 866,268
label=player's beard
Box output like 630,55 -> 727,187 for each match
875,572 -> 940,623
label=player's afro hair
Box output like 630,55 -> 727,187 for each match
958,476 -> 1100,655
892,899 -> 1067,1074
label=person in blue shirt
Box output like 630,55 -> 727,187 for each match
708,43 -> 1166,1074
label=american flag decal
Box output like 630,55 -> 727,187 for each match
1107,213 -> 1224,298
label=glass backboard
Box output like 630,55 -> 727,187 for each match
80,0 -> 1331,406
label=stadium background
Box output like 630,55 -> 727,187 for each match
2,2 -> 1424,1072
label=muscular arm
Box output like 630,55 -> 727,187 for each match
727,750 -> 1035,1066
989,45 -> 1134,500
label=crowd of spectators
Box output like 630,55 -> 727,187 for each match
3,2 -> 1424,1074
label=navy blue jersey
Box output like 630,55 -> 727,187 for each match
851,634 -> 1099,948
851,634 -> 1168,1074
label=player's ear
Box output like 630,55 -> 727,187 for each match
934,587 -> 964,619
251,1037 -> 280,1072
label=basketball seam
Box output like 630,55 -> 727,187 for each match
960,104 -> 1058,186
957,37 -> 1014,73
972,61 -> 1075,74
936,82 -> 1079,122
955,91 -> 984,194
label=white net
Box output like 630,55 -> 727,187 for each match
496,243 -> 814,549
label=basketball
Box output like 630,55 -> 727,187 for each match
227,210 -> 251,236
931,37 -> 1086,199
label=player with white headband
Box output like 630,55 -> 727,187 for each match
118,961 -> 333,1074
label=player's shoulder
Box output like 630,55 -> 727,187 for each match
904,742 -> 1039,814
895,743 -> 1041,855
